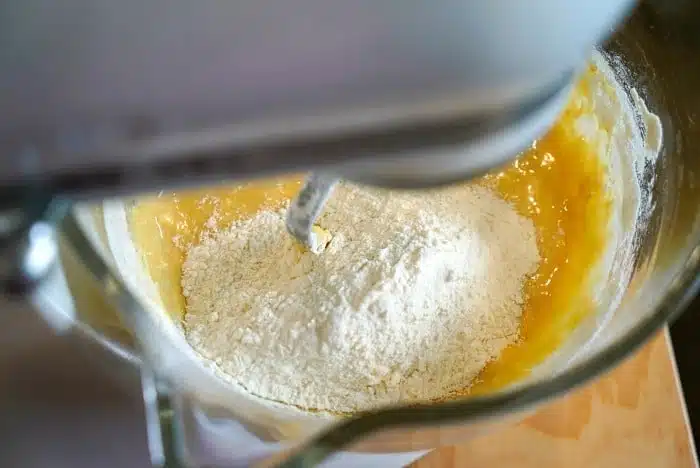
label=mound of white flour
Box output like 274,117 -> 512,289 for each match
182,183 -> 539,413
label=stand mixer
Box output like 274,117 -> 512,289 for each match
0,0 -> 635,290
12,1 -> 699,467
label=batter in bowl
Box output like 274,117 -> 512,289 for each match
121,53 -> 661,414
181,181 -> 540,412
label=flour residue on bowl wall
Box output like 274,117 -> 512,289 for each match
490,51 -> 663,383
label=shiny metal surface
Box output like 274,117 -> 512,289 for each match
286,173 -> 338,251
0,200 -> 67,295
0,0 -> 632,201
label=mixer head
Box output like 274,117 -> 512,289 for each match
0,0 -> 635,292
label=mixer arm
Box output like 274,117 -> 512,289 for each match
0,1 -> 634,199
0,1 -> 634,291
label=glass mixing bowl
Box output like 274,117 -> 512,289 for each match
42,5 -> 700,466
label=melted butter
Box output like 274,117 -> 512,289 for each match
129,179 -> 302,319
128,71 -> 611,398
470,82 -> 610,394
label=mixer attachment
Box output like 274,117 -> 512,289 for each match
285,173 -> 338,254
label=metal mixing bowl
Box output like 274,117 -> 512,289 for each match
44,5 -> 700,466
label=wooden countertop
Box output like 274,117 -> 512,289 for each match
413,329 -> 697,467
0,312 -> 695,466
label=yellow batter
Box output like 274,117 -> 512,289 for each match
127,67 -> 610,398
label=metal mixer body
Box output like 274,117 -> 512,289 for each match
0,0 -> 635,294
0,2 -> 647,466
1,1 -> 634,195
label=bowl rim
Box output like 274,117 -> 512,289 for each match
61,207 -> 700,464
58,172 -> 700,465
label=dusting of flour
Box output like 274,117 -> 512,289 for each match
181,183 -> 539,413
